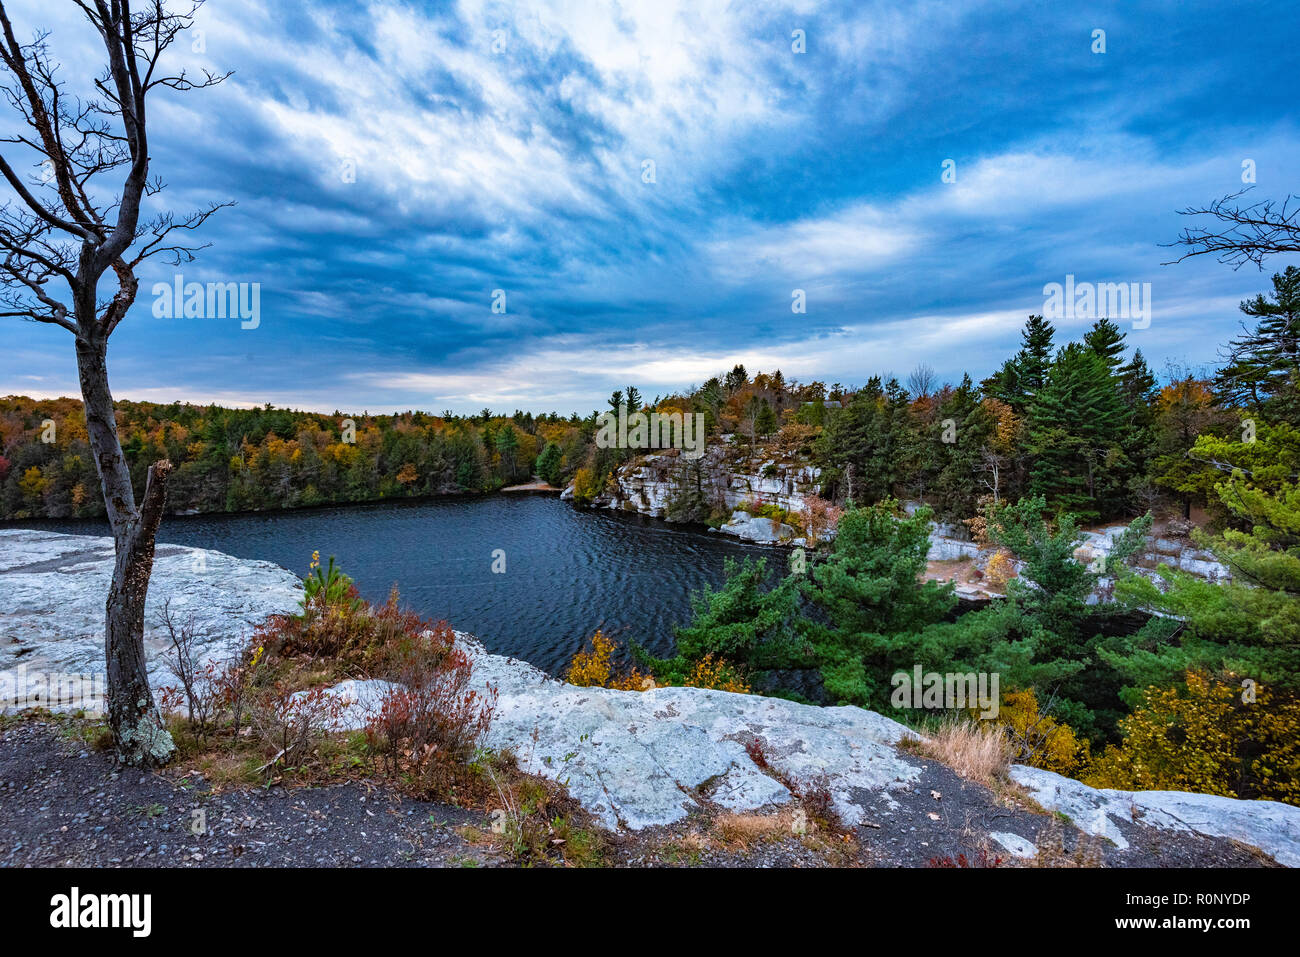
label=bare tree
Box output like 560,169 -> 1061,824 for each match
1166,187 -> 1300,270
977,444 -> 1005,504
0,0 -> 229,764
906,362 -> 936,400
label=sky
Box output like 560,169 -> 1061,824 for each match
1,0 -> 1298,415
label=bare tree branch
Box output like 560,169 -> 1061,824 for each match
1164,187 -> 1300,270
0,0 -> 229,765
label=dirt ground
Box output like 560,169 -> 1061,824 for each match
1,717 -> 1279,869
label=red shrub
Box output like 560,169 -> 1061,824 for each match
365,623 -> 497,793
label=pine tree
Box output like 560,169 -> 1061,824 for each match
982,314 -> 1056,410
815,378 -> 916,505
929,374 -> 994,520
1118,349 -> 1157,407
1084,318 -> 1127,374
1116,450 -> 1300,699
799,503 -> 956,706
1214,265 -> 1300,421
755,398 -> 778,437
1026,343 -> 1129,520
646,556 -> 804,682
1018,315 -> 1056,394
535,442 -> 563,486
1116,348 -> 1159,510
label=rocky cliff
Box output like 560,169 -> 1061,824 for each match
572,439 -> 822,544
573,445 -> 1233,589
1,529 -> 1291,865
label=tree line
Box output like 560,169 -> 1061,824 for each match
5,266 -> 1298,531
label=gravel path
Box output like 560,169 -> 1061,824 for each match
0,718 -> 1280,868
0,721 -> 497,868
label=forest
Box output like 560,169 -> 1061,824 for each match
4,266 -> 1297,531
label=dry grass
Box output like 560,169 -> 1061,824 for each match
713,811 -> 790,848
679,830 -> 711,853
901,717 -> 1012,789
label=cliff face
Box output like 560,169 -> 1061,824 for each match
574,447 -> 1234,588
572,438 -> 822,544
595,441 -> 820,517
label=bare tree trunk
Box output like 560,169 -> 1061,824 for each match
0,0 -> 228,765
75,335 -> 175,766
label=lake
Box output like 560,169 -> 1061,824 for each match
13,495 -> 783,677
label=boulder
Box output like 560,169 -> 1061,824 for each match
721,511 -> 796,544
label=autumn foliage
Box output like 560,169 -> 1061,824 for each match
1084,671 -> 1300,804
565,630 -> 750,693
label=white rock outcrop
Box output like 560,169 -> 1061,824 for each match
1010,766 -> 1300,867
457,635 -> 922,830
1,528 -> 302,712
590,442 -> 821,538
6,529 -> 1298,865
721,510 -> 797,544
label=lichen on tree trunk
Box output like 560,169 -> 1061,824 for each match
75,336 -> 175,766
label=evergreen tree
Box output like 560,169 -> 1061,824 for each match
1116,452 -> 1300,700
983,497 -> 1152,736
494,425 -> 520,480
535,442 -> 563,486
929,374 -> 994,520
755,398 -> 778,438
1084,318 -> 1127,374
1214,266 -> 1300,421
645,556 -> 804,682
814,377 -> 914,505
799,503 -> 956,706
1026,343 -> 1129,520
983,315 -> 1056,410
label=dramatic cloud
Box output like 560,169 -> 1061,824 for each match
1,0 -> 1297,412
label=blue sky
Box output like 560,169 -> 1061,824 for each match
1,0 -> 1298,414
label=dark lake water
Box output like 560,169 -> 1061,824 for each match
13,496 -> 783,677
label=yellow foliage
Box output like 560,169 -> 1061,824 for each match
981,397 -> 1018,454
572,466 -> 604,503
677,654 -> 751,694
564,630 -> 614,686
984,549 -> 1016,590
564,630 -> 650,690
1083,671 -> 1300,806
993,688 -> 1087,775
564,630 -> 751,695
18,465 -> 48,501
